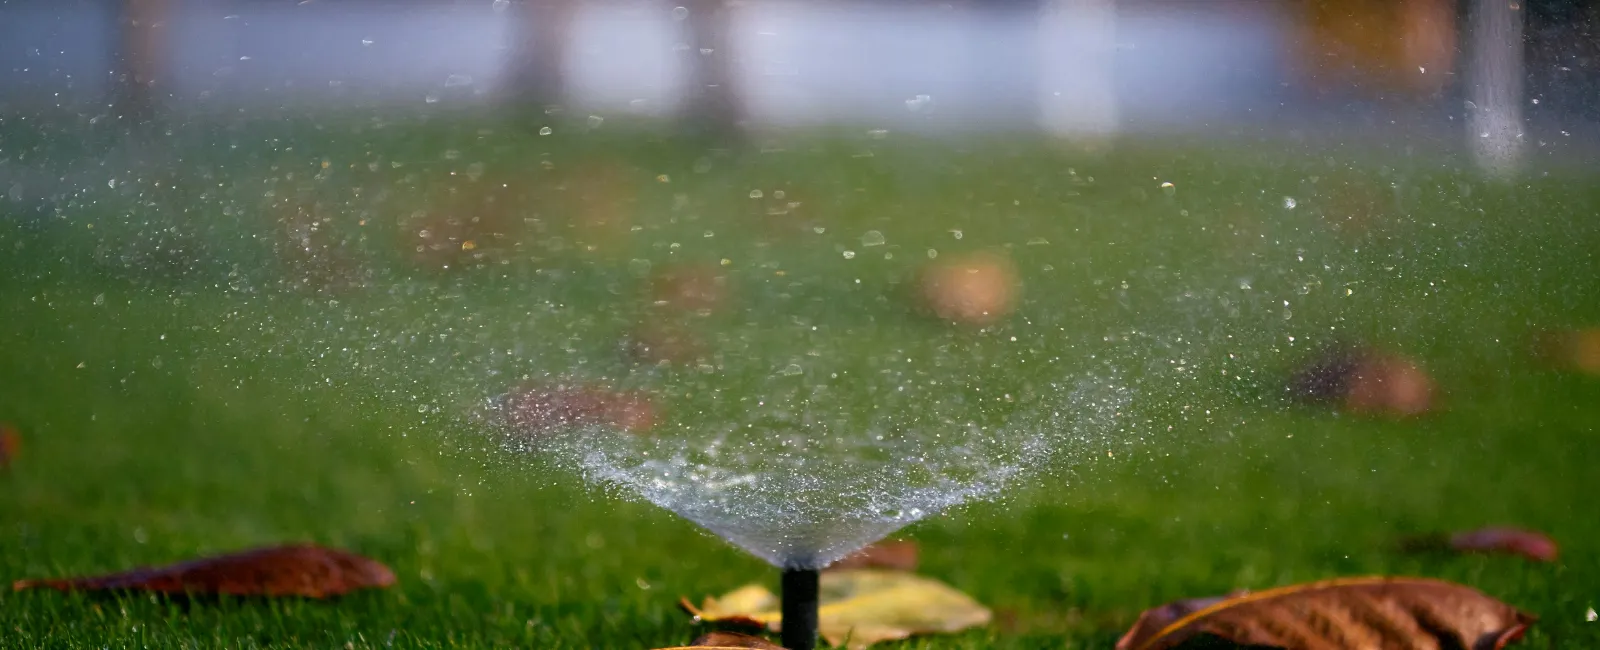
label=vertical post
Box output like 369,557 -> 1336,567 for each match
781,568 -> 819,650
1037,0 -> 1118,145
116,0 -> 169,124
500,0 -> 576,111
678,0 -> 743,136
1466,0 -> 1525,179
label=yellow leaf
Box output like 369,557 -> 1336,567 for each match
680,569 -> 991,649
699,584 -> 780,623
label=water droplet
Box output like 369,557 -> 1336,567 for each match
1282,196 -> 1297,209
927,249 -> 938,259
93,293 -> 105,306
949,229 -> 963,240
443,149 -> 461,160
671,6 -> 689,19
361,38 -> 374,46
842,250 -> 856,259
587,115 -> 604,128
1587,607 -> 1597,622
779,364 -> 803,376
492,0 -> 510,12
867,129 -> 889,139
1160,181 -> 1175,196
812,226 -> 826,234
538,126 -> 552,136
465,162 -> 485,181
860,230 -> 885,247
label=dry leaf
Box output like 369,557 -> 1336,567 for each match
501,382 -> 656,436
651,264 -> 732,314
1400,527 -> 1559,563
1452,528 -> 1559,562
1115,593 -> 1243,650
681,569 -> 991,649
1534,328 -> 1600,375
917,250 -> 1020,326
628,320 -> 708,366
13,543 -> 396,598
827,541 -> 918,572
1290,346 -> 1435,417
1120,576 -> 1533,650
0,422 -> 19,470
655,631 -> 789,649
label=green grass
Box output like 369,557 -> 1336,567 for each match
2,114 -> 1599,648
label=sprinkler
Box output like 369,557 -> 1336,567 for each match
781,567 -> 820,650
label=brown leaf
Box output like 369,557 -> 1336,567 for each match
654,631 -> 789,649
651,264 -> 732,314
628,320 -> 709,366
1534,328 -> 1600,375
1115,593 -> 1244,650
1399,527 -> 1560,563
681,569 -> 991,650
827,541 -> 919,572
1120,576 -> 1533,650
501,381 -> 656,436
1289,346 -> 1435,417
0,422 -> 19,470
1451,528 -> 1559,563
12,543 -> 395,598
916,250 -> 1020,326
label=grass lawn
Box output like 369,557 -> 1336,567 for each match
2,114 -> 1599,648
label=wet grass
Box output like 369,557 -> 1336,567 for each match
2,115 -> 1599,648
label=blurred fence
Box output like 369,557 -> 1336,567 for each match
0,0 -> 1595,139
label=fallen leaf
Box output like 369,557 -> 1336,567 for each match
652,264 -> 732,314
0,422 -> 19,470
398,175 -> 526,271
560,160 -> 638,257
13,543 -> 395,598
628,320 -> 709,366
827,541 -> 918,572
1115,593 -> 1243,650
917,251 -> 1019,326
1451,528 -> 1559,562
1404,527 -> 1559,563
681,569 -> 991,650
1119,576 -> 1533,650
1289,345 -> 1435,417
501,382 -> 656,436
1534,328 -> 1600,375
655,631 -> 789,649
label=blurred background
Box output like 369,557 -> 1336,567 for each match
0,0 -> 1595,149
